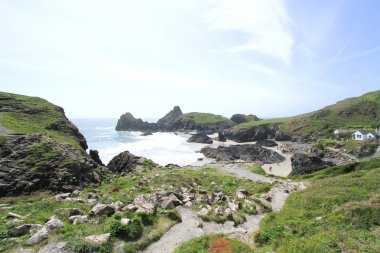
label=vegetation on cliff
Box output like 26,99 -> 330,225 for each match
234,90 -> 380,142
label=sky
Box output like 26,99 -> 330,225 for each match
1,0 -> 380,119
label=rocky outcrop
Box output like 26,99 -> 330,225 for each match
115,112 -> 157,131
289,153 -> 335,176
116,106 -> 236,133
230,114 -> 261,124
89,149 -> 104,166
157,106 -> 183,129
107,151 -> 154,173
217,132 -> 227,142
0,134 -> 109,197
225,124 -> 284,142
187,133 -> 213,144
201,144 -> 285,164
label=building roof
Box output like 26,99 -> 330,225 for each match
354,130 -> 375,135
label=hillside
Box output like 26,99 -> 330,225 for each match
255,159 -> 380,252
226,90 -> 380,142
0,92 -> 109,196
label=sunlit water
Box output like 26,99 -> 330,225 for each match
71,118 -> 215,166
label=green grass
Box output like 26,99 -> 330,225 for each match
180,112 -> 229,124
0,92 -> 82,150
174,234 -> 255,253
237,90 -> 380,141
239,117 -> 293,128
249,165 -> 267,176
255,159 -> 380,253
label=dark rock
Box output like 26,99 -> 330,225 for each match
107,151 -> 153,173
115,112 -> 157,131
289,153 -> 335,176
0,134 -> 109,197
90,204 -> 116,216
157,106 -> 183,129
187,133 -> 213,144
201,144 -> 285,164
141,131 -> 153,136
225,124 -> 281,142
256,139 -> 278,147
274,130 -> 292,141
217,132 -> 227,142
230,114 -> 261,124
89,150 -> 104,166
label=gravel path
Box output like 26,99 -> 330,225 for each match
142,163 -> 305,253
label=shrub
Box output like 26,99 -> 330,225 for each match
135,212 -> 154,226
110,218 -> 143,240
67,239 -> 112,253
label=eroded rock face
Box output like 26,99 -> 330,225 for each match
115,112 -> 157,131
107,151 -> 153,173
157,106 -> 183,129
201,144 -> 285,164
225,124 -> 283,142
256,139 -> 278,147
89,150 -> 104,166
0,134 -> 109,197
187,133 -> 213,144
289,153 -> 335,176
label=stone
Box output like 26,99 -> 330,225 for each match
187,133 -> 213,144
228,202 -> 239,212
87,199 -> 98,206
70,190 -> 83,198
160,194 -> 182,209
37,241 -> 68,253
69,215 -> 89,224
138,177 -> 150,186
84,233 -> 111,244
24,227 -> 49,246
6,212 -> 25,219
236,189 -> 250,199
45,216 -> 64,231
9,224 -> 42,237
90,204 -> 116,216
196,194 -> 209,204
88,193 -> 99,200
136,203 -> 156,214
214,206 -> 224,216
224,208 -> 232,217
120,218 -> 131,225
112,201 -> 125,211
217,132 -> 227,142
256,139 -> 278,147
55,193 -> 71,201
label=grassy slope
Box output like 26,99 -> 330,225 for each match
239,90 -> 380,139
255,159 -> 380,253
0,165 -> 272,252
180,112 -> 230,124
0,92 -> 82,149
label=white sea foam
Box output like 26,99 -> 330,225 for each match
98,132 -> 214,166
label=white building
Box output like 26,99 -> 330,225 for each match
352,130 -> 376,141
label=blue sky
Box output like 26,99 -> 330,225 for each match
0,0 -> 379,119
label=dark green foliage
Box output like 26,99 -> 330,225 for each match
135,212 -> 155,226
110,218 -> 143,240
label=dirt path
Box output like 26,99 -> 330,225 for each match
142,164 -> 305,253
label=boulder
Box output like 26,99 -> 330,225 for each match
160,194 -> 182,209
107,151 -> 152,173
236,189 -> 250,199
187,133 -> 213,144
6,212 -> 25,219
201,144 -> 285,164
121,218 -> 131,225
69,215 -> 89,225
90,204 -> 116,216
44,216 -> 64,231
289,153 -> 335,176
84,233 -> 111,244
9,224 -> 42,237
24,227 -> 49,246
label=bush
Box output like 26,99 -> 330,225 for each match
110,218 -> 143,240
68,239 -> 112,253
124,242 -> 137,253
135,212 -> 154,226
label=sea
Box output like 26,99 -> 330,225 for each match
71,118 -> 215,166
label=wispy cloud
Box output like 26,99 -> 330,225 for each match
338,46 -> 380,63
204,0 -> 294,65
